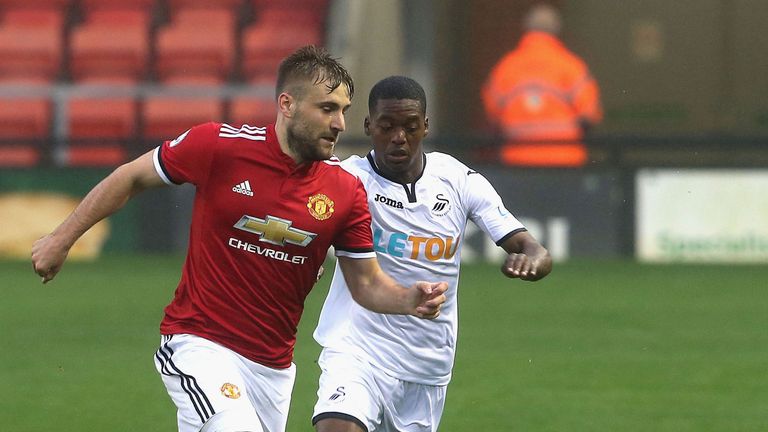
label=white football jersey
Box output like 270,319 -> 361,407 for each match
313,151 -> 526,385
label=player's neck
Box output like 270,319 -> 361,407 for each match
375,153 -> 425,185
275,120 -> 303,164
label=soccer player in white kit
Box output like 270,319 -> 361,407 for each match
311,76 -> 553,432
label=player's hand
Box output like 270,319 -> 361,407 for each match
501,253 -> 542,281
31,234 -> 70,284
412,281 -> 448,319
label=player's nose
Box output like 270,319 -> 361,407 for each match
392,127 -> 406,144
331,112 -> 346,132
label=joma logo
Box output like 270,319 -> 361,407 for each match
374,193 -> 404,209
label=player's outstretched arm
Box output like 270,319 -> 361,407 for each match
499,231 -> 553,281
31,150 -> 166,283
336,256 -> 447,319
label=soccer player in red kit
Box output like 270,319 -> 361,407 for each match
32,46 -> 447,432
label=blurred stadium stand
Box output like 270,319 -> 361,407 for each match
65,0 -> 154,165
232,0 -> 328,127
1,0 -> 766,260
0,0 -> 329,167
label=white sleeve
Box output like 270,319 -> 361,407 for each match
465,171 -> 526,245
152,147 -> 174,185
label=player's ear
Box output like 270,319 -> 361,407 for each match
364,116 -> 371,136
424,117 -> 429,137
278,93 -> 294,118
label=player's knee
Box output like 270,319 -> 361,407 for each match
199,409 -> 264,432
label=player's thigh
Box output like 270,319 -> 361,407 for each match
154,334 -> 259,432
313,349 -> 382,432
240,357 -> 296,432
385,381 -> 447,432
315,417 -> 366,432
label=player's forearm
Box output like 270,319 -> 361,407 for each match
522,242 -> 553,280
337,257 -> 446,319
501,232 -> 553,280
337,257 -> 415,315
350,270 -> 414,315
51,163 -> 153,248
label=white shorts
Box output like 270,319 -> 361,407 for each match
154,334 -> 296,432
312,348 -> 446,432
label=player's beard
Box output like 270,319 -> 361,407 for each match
286,115 -> 335,163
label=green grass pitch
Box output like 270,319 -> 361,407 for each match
2,255 -> 767,431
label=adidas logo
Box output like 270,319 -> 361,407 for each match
232,180 -> 254,196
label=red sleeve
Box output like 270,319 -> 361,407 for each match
333,177 -> 374,253
156,122 -> 220,185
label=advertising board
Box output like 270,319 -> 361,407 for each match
636,169 -> 768,262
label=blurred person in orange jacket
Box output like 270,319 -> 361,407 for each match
482,3 -> 602,167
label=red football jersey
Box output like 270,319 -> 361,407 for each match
153,122 -> 374,368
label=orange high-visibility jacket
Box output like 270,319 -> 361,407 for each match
482,31 -> 602,165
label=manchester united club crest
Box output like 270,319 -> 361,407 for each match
307,194 -> 334,220
220,383 -> 241,399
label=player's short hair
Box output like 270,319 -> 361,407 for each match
368,75 -> 427,115
276,45 -> 354,100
